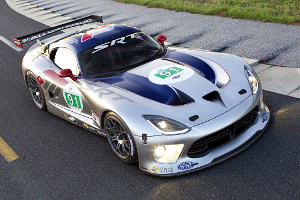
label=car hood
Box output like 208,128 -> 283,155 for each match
77,48 -> 255,129
97,49 -> 247,107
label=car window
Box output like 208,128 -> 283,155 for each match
78,32 -> 164,78
54,48 -> 79,76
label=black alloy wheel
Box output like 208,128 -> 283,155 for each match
105,112 -> 137,163
27,71 -> 46,109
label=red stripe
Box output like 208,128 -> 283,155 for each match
43,70 -> 68,86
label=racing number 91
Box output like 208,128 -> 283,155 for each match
65,92 -> 82,109
155,67 -> 183,79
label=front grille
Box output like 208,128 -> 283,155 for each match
187,106 -> 258,158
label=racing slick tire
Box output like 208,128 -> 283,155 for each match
27,71 -> 46,110
104,112 -> 138,163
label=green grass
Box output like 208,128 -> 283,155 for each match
115,0 -> 300,24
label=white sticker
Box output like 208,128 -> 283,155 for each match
63,83 -> 83,112
148,65 -> 194,85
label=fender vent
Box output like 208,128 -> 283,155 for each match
203,91 -> 226,108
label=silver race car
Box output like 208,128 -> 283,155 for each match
15,15 -> 270,176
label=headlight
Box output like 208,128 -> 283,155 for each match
154,144 -> 184,163
143,115 -> 191,135
244,65 -> 258,94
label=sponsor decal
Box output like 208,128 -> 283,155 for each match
80,82 -> 133,102
14,39 -> 21,45
81,24 -> 114,42
92,32 -> 141,54
14,39 -> 22,48
160,167 -> 173,173
149,166 -> 160,173
21,32 -> 47,43
262,112 -> 269,122
20,19 -> 93,43
83,123 -> 98,131
155,66 -> 183,79
172,75 -> 180,79
148,65 -> 194,85
37,76 -> 44,85
265,106 -> 269,113
177,161 -> 196,171
81,33 -> 92,42
63,83 -> 84,112
128,134 -> 134,156
92,112 -> 101,126
66,38 -> 79,44
83,123 -> 89,129
65,92 -> 82,109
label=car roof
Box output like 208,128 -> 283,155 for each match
49,24 -> 140,54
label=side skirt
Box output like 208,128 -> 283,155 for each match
45,99 -> 106,137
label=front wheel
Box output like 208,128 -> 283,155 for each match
27,71 -> 46,109
104,112 -> 138,163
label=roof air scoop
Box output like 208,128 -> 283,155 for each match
202,91 -> 226,108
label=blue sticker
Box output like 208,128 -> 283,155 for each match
262,112 -> 269,122
172,75 -> 180,79
93,114 -> 97,121
177,161 -> 195,170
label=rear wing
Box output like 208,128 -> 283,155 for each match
13,15 -> 103,49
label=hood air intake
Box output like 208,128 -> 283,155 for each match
202,91 -> 226,108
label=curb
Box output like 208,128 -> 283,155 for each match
6,0 -> 300,99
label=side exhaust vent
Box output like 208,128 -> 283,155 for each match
202,91 -> 226,108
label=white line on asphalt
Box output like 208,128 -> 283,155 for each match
0,36 -> 23,52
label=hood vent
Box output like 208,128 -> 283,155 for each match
172,87 -> 195,105
202,91 -> 226,108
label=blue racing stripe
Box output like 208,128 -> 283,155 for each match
99,72 -> 184,105
163,50 -> 216,84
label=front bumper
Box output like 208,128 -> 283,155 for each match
135,96 -> 270,176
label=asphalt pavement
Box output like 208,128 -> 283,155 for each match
0,0 -> 299,199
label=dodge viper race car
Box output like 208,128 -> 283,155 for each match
14,15 -> 270,176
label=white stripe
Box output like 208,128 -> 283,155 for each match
0,36 -> 23,52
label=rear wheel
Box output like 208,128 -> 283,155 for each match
27,71 -> 46,110
104,112 -> 138,163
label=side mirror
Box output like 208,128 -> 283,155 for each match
58,69 -> 77,81
157,34 -> 167,47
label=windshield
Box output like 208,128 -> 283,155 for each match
78,32 -> 164,78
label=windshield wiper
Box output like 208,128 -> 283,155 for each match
91,71 -> 122,78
